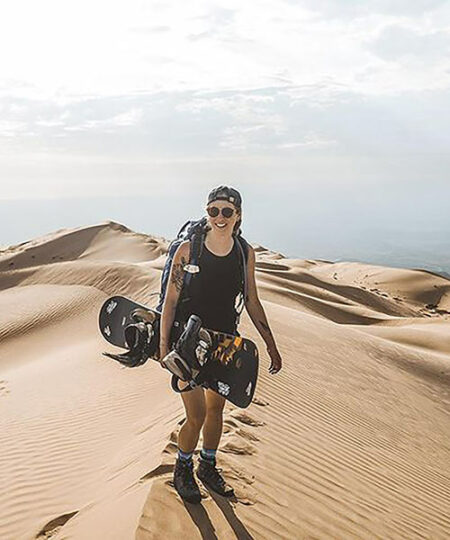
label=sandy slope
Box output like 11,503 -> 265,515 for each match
0,222 -> 449,540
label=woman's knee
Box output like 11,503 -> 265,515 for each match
205,402 -> 225,420
205,390 -> 226,418
181,386 -> 206,430
185,410 -> 206,431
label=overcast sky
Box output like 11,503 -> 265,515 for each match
0,1 -> 449,268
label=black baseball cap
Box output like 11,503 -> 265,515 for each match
207,185 -> 242,209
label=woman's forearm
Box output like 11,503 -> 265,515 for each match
160,301 -> 177,354
246,299 -> 276,349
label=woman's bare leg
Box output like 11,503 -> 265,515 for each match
197,390 -> 234,496
202,389 -> 226,450
178,386 -> 206,453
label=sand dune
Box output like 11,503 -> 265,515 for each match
1,222 -> 449,539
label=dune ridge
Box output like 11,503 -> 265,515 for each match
0,221 -> 449,539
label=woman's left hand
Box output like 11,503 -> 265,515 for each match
267,344 -> 282,374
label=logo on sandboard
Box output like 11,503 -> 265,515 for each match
106,300 -> 117,315
217,381 -> 230,396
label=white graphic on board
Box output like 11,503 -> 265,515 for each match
217,381 -> 230,396
106,300 -> 118,315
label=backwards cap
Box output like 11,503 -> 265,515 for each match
207,185 -> 242,209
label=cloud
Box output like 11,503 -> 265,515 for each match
64,108 -> 143,132
130,25 -> 171,34
280,81 -> 358,109
35,119 -> 66,128
187,31 -> 213,41
219,119 -> 284,151
368,24 -> 450,61
0,0 -> 449,198
177,93 -> 275,115
0,120 -> 28,137
177,92 -> 286,150
278,134 -> 337,149
298,0 -> 447,18
1,0 -> 449,101
1,83 -> 449,158
195,6 -> 237,29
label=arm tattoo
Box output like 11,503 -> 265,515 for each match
171,256 -> 187,292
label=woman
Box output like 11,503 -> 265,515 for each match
160,185 -> 282,504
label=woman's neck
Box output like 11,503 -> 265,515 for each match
205,229 -> 234,256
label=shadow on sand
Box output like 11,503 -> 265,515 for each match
182,488 -> 254,540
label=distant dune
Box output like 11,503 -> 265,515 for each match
1,222 -> 449,539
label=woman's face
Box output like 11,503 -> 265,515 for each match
206,200 -> 241,235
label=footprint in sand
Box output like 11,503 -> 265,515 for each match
149,418 -> 263,505
36,511 -> 78,539
140,463 -> 174,483
142,409 -> 263,508
236,428 -> 260,442
221,438 -> 257,456
252,397 -> 269,406
223,418 -> 260,442
230,411 -> 265,427
224,467 -> 258,506
0,380 -> 10,396
221,410 -> 265,505
221,418 -> 259,456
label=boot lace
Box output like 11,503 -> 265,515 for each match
179,460 -> 197,488
204,463 -> 226,488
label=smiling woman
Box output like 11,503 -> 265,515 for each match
158,184 -> 282,504
206,190 -> 241,237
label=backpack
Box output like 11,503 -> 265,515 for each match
155,216 -> 250,329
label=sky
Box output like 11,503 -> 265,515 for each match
0,1 -> 449,271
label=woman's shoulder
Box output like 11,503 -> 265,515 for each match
245,242 -> 255,255
174,240 -> 190,261
236,237 -> 254,258
243,242 -> 255,265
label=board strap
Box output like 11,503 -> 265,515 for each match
171,374 -> 197,393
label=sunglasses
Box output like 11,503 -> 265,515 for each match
207,206 -> 235,218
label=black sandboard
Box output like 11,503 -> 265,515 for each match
198,332 -> 258,407
99,296 -> 159,348
98,296 -> 258,408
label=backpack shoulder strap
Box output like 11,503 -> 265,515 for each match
237,235 -> 250,260
182,217 -> 209,291
235,235 -> 251,318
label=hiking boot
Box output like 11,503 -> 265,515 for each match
197,458 -> 235,497
173,458 -> 202,504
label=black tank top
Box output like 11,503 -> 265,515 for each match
179,238 -> 241,334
